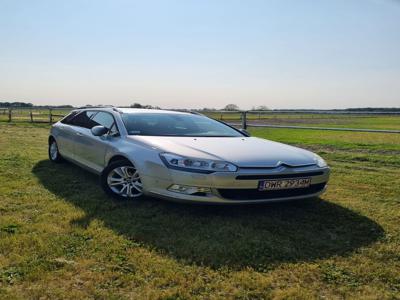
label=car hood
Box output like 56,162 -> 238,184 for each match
129,136 -> 318,168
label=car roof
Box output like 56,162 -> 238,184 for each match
76,107 -> 199,116
117,107 -> 194,115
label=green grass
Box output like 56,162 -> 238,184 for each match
1,123 -> 400,299
205,112 -> 400,130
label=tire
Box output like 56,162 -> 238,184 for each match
48,138 -> 64,163
101,160 -> 144,200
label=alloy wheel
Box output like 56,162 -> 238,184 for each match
107,166 -> 143,198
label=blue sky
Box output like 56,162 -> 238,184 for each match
1,0 -> 399,109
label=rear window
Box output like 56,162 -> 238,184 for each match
60,111 -> 79,124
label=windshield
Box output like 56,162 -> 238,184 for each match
121,113 -> 243,137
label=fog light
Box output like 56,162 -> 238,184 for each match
168,184 -> 211,195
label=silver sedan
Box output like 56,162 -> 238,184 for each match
48,107 -> 330,204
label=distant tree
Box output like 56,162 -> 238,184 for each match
345,107 -> 400,112
130,103 -> 143,108
130,102 -> 158,109
254,105 -> 270,111
224,104 -> 240,111
0,101 -> 33,107
14,102 -> 33,107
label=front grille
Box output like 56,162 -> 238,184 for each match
217,182 -> 327,201
236,171 -> 324,180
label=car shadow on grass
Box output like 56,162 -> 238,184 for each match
32,160 -> 384,271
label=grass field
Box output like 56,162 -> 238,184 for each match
209,113 -> 400,130
0,108 -> 70,123
1,122 -> 400,299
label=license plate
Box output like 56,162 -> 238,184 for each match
258,178 -> 311,191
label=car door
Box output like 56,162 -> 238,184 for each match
73,111 -> 119,173
55,111 -> 84,159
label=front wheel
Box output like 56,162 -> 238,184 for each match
101,160 -> 144,200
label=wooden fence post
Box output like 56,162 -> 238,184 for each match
241,111 -> 247,129
8,108 -> 12,122
30,109 -> 33,122
49,108 -> 53,124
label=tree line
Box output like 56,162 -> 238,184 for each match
1,101 -> 398,111
0,102 -> 73,108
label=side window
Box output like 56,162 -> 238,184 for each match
68,111 -> 97,129
91,112 -> 118,134
60,111 -> 79,125
91,112 -> 114,129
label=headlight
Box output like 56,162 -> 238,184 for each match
160,153 -> 237,173
314,154 -> 328,168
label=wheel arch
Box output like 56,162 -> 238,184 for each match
106,154 -> 132,166
48,135 -> 56,144
103,149 -> 148,180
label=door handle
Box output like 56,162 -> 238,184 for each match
75,132 -> 83,136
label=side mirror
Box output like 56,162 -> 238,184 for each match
240,129 -> 251,137
91,125 -> 109,136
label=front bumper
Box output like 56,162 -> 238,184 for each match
141,164 -> 330,204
